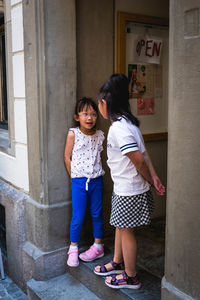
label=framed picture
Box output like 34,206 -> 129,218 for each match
117,12 -> 169,141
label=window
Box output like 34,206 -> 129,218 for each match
0,1 -> 10,151
0,14 -> 8,129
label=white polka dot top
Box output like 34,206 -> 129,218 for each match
70,127 -> 105,179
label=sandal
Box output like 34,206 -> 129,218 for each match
94,260 -> 125,276
105,271 -> 141,289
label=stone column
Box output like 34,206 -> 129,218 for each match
162,1 -> 200,299
22,0 -> 76,282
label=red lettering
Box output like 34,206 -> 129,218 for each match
152,42 -> 161,57
137,39 -> 162,58
145,40 -> 153,57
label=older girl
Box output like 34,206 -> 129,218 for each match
94,74 -> 165,289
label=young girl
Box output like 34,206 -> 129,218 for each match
64,97 -> 105,267
94,74 -> 165,289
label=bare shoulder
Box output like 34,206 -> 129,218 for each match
67,130 -> 75,139
65,130 -> 75,147
64,130 -> 75,157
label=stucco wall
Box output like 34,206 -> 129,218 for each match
76,0 -> 114,238
162,0 -> 200,299
115,0 -> 169,18
0,0 -> 28,192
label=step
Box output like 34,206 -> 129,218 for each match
27,273 -> 101,300
67,245 -> 162,300
27,255 -> 161,300
27,220 -> 164,300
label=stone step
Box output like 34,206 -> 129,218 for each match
67,249 -> 161,300
27,220 -> 164,300
27,257 -> 161,300
27,273 -> 101,300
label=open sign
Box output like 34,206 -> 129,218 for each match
135,38 -> 163,64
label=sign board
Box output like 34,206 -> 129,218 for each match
135,38 -> 163,64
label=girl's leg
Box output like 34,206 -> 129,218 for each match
70,242 -> 78,246
94,238 -> 101,244
68,178 -> 88,267
88,177 -> 104,242
70,178 -> 88,243
113,227 -> 123,263
121,228 -> 137,277
105,227 -> 137,283
79,177 -> 104,261
94,227 -> 124,273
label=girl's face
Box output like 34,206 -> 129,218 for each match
74,105 -> 97,134
98,99 -> 107,119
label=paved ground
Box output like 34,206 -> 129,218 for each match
0,276 -> 27,300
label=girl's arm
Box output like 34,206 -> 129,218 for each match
126,150 -> 165,195
144,150 -> 165,195
64,130 -> 75,176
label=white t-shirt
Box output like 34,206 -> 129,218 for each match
70,127 -> 105,179
107,117 -> 150,196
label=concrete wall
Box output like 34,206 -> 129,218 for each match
162,0 -> 200,299
21,0 -> 77,285
0,179 -> 27,290
76,0 -> 115,238
0,0 -> 77,289
115,0 -> 169,18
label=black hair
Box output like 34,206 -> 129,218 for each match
98,73 -> 140,127
74,97 -> 98,126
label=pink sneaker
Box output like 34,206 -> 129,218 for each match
79,245 -> 104,262
67,248 -> 79,267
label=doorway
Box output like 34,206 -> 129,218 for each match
117,10 -> 168,282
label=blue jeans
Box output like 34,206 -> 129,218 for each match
70,176 -> 104,243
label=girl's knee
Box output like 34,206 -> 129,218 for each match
117,227 -> 135,233
91,211 -> 103,220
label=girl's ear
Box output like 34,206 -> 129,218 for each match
101,99 -> 106,105
74,114 -> 79,122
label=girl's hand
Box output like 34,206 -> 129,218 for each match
152,176 -> 165,196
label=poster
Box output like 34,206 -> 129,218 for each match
125,22 -> 168,133
137,98 -> 154,115
128,64 -> 162,97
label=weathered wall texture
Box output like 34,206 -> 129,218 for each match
20,0 -> 77,287
76,0 -> 115,238
162,0 -> 200,299
115,0 -> 169,18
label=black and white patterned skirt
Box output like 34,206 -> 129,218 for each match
110,190 -> 154,228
